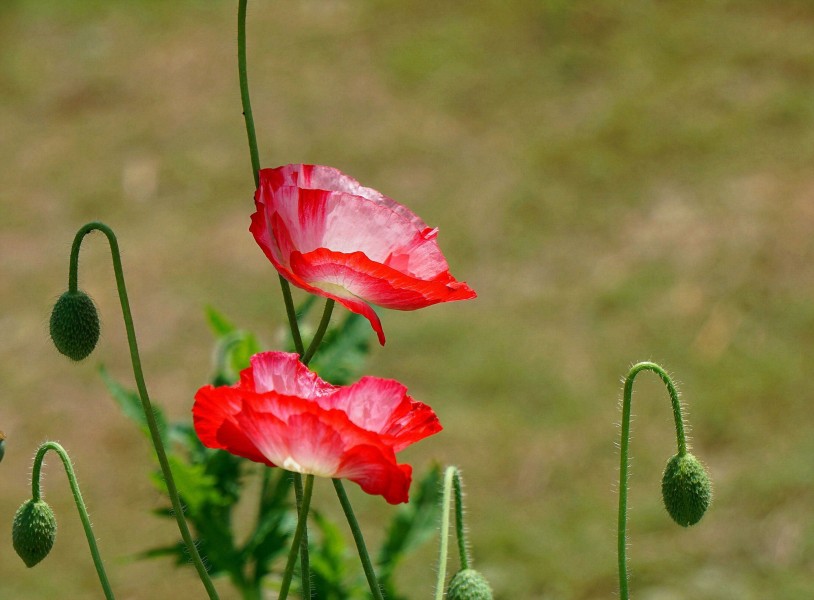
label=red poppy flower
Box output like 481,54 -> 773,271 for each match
250,164 -> 476,345
192,351 -> 442,504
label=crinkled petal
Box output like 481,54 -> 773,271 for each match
336,446 -> 413,505
249,164 -> 477,345
192,385 -> 275,466
249,351 -> 336,398
236,407 -> 344,478
321,377 -> 442,452
287,248 -> 475,345
235,399 -> 413,504
192,351 -> 440,503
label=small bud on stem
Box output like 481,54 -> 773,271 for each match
50,290 -> 100,361
12,499 -> 57,568
662,452 -> 712,527
447,569 -> 494,600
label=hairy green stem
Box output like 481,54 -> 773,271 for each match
31,442 -> 115,600
617,361 -> 688,600
435,466 -> 469,599
333,479 -> 385,600
278,474 -> 315,600
67,222 -> 220,600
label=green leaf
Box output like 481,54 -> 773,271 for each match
309,312 -> 373,385
377,463 -> 443,593
100,365 -> 168,446
149,454 -> 229,514
206,306 -> 262,385
205,305 -> 237,336
244,469 -> 295,581
308,510 -> 365,600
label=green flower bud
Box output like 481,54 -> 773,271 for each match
447,569 -> 494,600
12,499 -> 57,567
50,290 -> 100,361
0,430 -> 5,463
662,452 -> 712,527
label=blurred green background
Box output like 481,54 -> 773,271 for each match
2,0 -> 813,598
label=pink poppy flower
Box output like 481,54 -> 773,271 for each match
250,164 -> 476,345
192,351 -> 442,504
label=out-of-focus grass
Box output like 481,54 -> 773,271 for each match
2,1 -> 814,598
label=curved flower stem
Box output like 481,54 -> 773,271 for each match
237,0 -> 260,188
237,0 -> 305,357
68,222 -> 220,600
278,474 -> 315,600
301,299 -> 335,366
31,442 -> 115,600
617,361 -> 688,600
237,2 -> 311,591
333,479 -> 385,600
434,466 -> 469,600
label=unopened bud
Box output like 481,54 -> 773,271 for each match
447,569 -> 493,600
12,499 -> 57,567
662,452 -> 712,527
50,290 -> 100,361
0,430 -> 5,463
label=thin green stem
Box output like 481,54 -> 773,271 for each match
453,470 -> 468,571
333,479 -> 385,600
301,299 -> 335,366
237,0 -> 304,357
292,473 -> 311,600
31,442 -> 116,600
238,2 -> 311,593
281,279 -> 306,356
67,222 -> 220,600
617,361 -> 688,600
278,474 -> 315,600
435,466 -> 469,600
237,0 -> 260,187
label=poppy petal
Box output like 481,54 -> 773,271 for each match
250,164 -> 476,344
192,351 -> 440,503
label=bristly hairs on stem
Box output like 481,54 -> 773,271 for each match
435,466 -> 469,600
22,441 -> 116,600
617,361 -> 712,600
62,222 -> 221,600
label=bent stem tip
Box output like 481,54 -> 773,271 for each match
617,361 -> 699,600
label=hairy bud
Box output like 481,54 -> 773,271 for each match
50,290 -> 100,361
662,452 -> 712,527
447,569 -> 494,600
13,499 -> 57,567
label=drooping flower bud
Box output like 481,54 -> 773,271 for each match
12,499 -> 58,567
661,452 -> 712,527
49,290 -> 100,361
447,569 -> 494,600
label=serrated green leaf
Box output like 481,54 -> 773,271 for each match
377,463 -> 443,590
309,312 -> 373,385
206,307 -> 262,385
308,510 -> 366,600
100,365 -> 169,447
149,454 -> 229,514
245,469 -> 294,579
